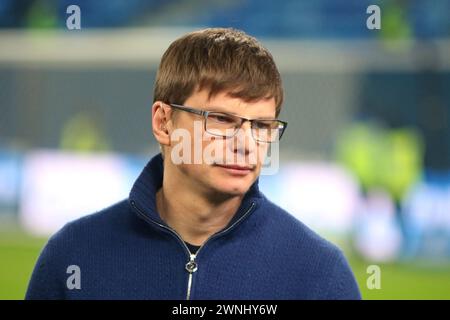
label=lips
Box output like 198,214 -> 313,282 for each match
214,163 -> 255,176
215,164 -> 254,170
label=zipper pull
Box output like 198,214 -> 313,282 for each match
185,254 -> 198,273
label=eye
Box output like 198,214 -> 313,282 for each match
253,121 -> 274,129
209,113 -> 235,124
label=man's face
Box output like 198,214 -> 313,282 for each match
165,89 -> 276,198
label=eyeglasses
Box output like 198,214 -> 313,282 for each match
167,103 -> 287,143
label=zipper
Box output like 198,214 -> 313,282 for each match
130,199 -> 256,300
185,254 -> 197,300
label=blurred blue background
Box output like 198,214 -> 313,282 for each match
0,0 -> 450,299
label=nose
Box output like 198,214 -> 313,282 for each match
239,120 -> 252,134
231,120 -> 256,157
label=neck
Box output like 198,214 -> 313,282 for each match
156,166 -> 244,247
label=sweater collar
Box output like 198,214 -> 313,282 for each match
129,153 -> 262,228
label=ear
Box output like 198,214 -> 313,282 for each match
152,101 -> 172,148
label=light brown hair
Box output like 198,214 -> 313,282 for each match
153,28 -> 283,116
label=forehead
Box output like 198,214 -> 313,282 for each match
184,89 -> 277,119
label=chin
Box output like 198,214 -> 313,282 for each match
218,184 -> 249,196
209,177 -> 254,196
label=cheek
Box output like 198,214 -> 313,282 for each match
200,137 -> 224,163
256,143 -> 270,161
251,142 -> 270,167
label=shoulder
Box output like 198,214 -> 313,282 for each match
41,199 -> 134,257
34,199 -> 135,274
255,195 -> 361,299
53,199 -> 131,239
257,195 -> 342,256
25,199 -> 132,299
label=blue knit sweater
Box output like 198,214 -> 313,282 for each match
26,153 -> 361,300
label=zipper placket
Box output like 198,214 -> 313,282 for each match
130,200 -> 256,300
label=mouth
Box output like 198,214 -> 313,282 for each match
214,163 -> 255,176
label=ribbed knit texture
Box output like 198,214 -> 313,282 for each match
26,153 -> 361,300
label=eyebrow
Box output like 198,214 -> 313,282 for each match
205,106 -> 277,120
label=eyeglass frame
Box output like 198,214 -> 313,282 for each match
166,103 -> 288,143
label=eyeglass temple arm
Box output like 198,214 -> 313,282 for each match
169,104 -> 206,116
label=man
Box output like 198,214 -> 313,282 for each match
26,28 -> 361,299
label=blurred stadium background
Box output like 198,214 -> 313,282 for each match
1,0 -> 450,299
